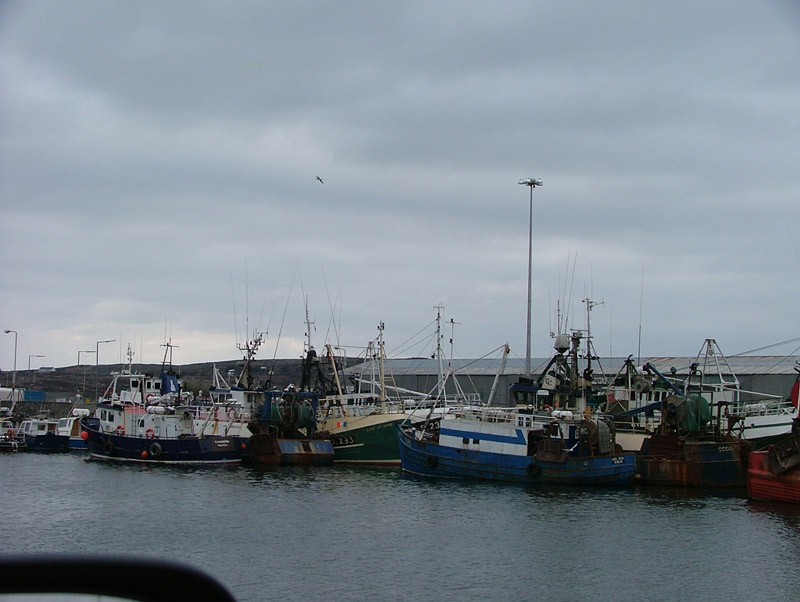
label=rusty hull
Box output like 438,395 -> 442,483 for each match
637,433 -> 750,487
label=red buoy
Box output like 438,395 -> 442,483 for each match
80,431 -> 89,440
141,450 -> 149,459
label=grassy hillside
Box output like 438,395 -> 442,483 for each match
2,357 -> 313,399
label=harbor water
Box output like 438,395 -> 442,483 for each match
2,453 -> 800,602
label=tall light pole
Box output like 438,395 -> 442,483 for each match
28,354 -> 45,388
518,178 -> 543,377
78,350 -> 95,396
95,339 -> 115,400
4,329 -> 17,389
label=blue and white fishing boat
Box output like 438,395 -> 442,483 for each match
398,405 -> 636,484
398,328 -> 636,485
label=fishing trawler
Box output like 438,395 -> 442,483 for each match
747,418 -> 800,504
243,388 -> 334,465
747,367 -> 800,503
314,323 -> 417,466
398,330 -> 637,485
221,332 -> 334,466
81,343 -> 246,465
602,340 -> 797,452
317,309 -> 501,466
634,343 -> 751,487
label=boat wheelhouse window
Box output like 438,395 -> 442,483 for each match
473,439 -> 479,444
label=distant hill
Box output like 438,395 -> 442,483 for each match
1,357 -> 357,399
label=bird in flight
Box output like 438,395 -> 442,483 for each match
316,176 -> 324,184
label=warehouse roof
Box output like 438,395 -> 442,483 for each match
347,355 -> 800,378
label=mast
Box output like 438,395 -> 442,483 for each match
300,296 -> 318,391
160,338 -> 178,372
434,305 -> 445,400
325,344 -> 346,405
487,344 -> 510,406
582,298 -> 603,379
236,332 -> 263,390
377,322 -> 386,411
580,297 -> 603,411
688,339 -> 740,404
304,295 -> 314,359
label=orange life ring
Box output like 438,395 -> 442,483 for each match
146,394 -> 154,402
114,425 -> 125,436
5,429 -> 14,438
145,428 -> 155,439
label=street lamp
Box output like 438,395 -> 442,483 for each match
95,339 -> 115,400
518,178 -> 543,377
28,354 -> 45,388
77,350 -> 95,396
4,329 -> 17,389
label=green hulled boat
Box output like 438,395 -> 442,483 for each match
318,406 -> 407,465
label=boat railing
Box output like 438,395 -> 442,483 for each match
611,419 -> 655,435
451,406 -> 553,425
728,397 -> 796,417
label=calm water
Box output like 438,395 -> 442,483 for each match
2,453 -> 800,602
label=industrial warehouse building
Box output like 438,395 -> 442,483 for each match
345,352 -> 799,405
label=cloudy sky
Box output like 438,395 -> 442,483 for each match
2,1 -> 799,373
